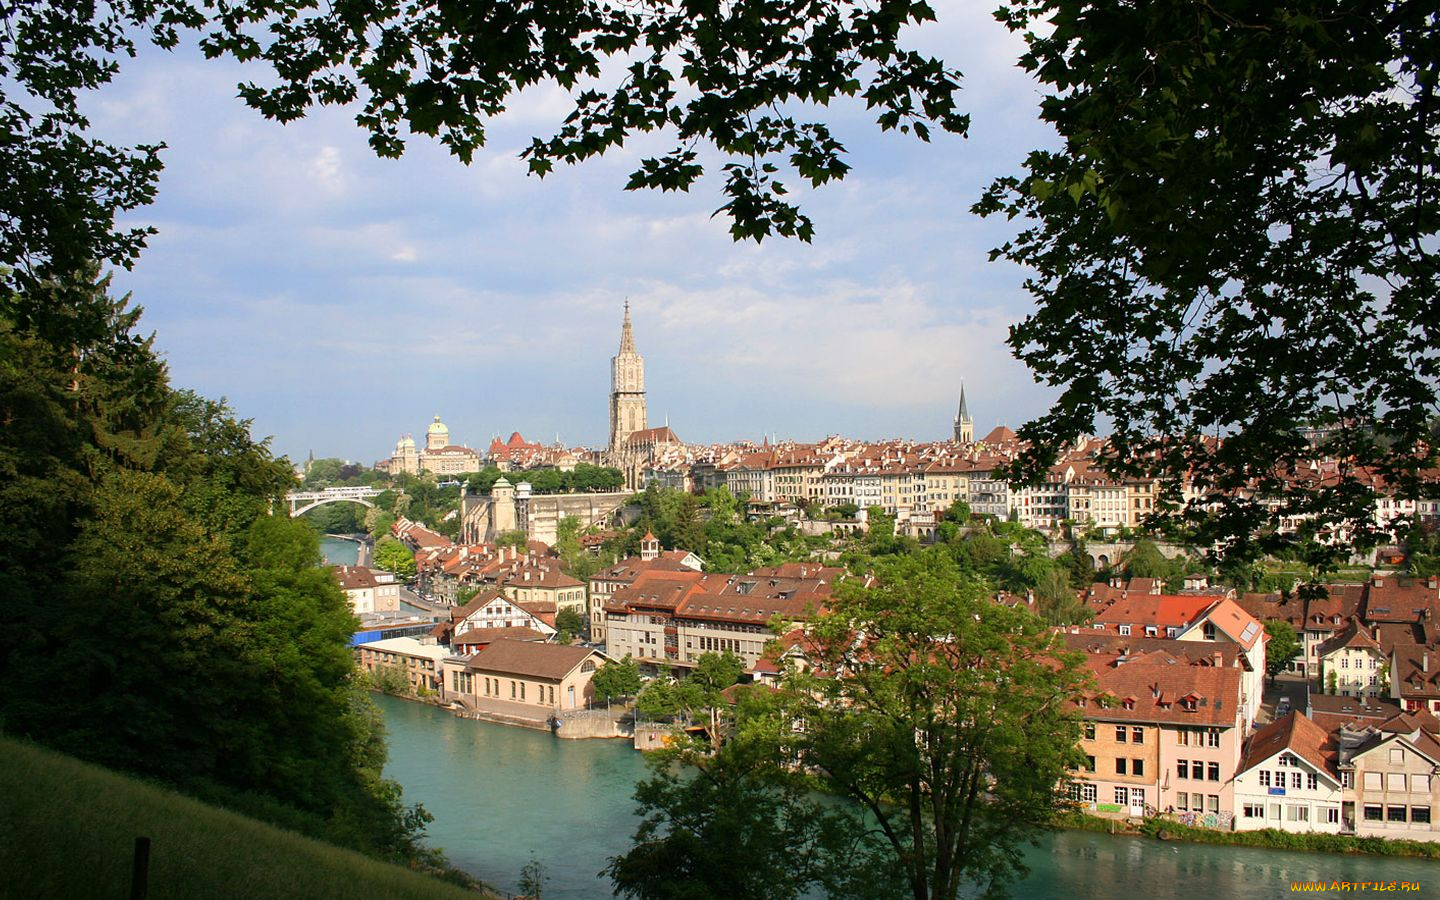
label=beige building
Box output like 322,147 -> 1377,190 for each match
1340,715 -> 1440,841
355,636 -> 448,694
332,565 -> 400,616
443,639 -> 606,711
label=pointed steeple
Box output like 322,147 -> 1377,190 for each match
618,300 -> 636,355
953,381 -> 974,443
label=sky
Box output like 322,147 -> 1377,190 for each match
87,5 -> 1062,465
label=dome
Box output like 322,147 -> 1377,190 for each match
396,435 -> 416,450
427,415 -> 449,435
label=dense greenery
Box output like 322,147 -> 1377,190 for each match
612,549 -> 1091,899
979,1 -> 1440,564
0,271 -> 431,863
374,536 -> 418,578
1264,621 -> 1302,682
466,463 -> 624,495
1139,818 -> 1440,860
591,655 -> 644,705
631,484 -> 831,572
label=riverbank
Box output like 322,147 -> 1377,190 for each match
374,694 -> 1440,898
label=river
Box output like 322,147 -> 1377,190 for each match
320,535 -> 362,566
375,695 -> 1437,898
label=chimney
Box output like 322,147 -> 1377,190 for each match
1374,576 -> 1384,588
1213,651 -> 1223,667
1425,653 -> 1430,673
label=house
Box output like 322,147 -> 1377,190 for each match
1068,661 -> 1245,824
1336,712 -> 1440,841
444,639 -> 606,711
431,590 -> 558,644
331,565 -> 401,616
1316,618 -> 1388,698
1392,642 -> 1440,714
1233,712 -> 1345,833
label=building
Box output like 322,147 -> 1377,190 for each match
1068,661 -> 1246,825
355,636 -> 448,694
1336,713 -> 1440,841
443,639 -> 606,711
587,540 -> 705,643
381,415 -> 482,476
610,302 -> 647,454
1233,712 -> 1345,833
953,383 -> 973,443
1317,618 -> 1388,698
332,565 -> 401,616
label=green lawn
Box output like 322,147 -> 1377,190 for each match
0,737 -> 488,899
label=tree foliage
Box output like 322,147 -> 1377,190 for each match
978,0 -> 1440,564
607,733 -> 886,900
0,271 -> 430,862
1264,620 -> 1303,682
794,549 -> 1090,899
591,655 -> 644,704
372,536 -> 417,578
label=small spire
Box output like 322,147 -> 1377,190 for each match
618,301 -> 637,355
957,381 -> 970,421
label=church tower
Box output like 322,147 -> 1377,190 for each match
609,302 -> 647,451
953,383 -> 973,443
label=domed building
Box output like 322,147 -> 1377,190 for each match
380,415 -> 482,476
389,434 -> 420,475
426,414 -> 451,452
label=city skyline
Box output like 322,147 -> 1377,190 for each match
89,7 -> 1061,463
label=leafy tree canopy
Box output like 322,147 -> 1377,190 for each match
977,1 -> 1440,566
1264,620 -> 1303,682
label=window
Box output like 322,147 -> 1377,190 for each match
1307,773 -> 1318,791
1084,723 -> 1095,740
1179,761 -> 1191,780
1208,762 -> 1221,782
1133,759 -> 1145,777
1292,771 -> 1303,790
1390,748 -> 1405,764
1341,658 -> 1349,669
1132,727 -> 1144,743
1414,775 -> 1432,793
1258,771 -> 1270,787
1207,729 -> 1221,748
1364,805 -> 1384,822
519,682 -> 526,701
1081,783 -> 1097,803
1413,807 -> 1432,825
1177,792 -> 1189,811
1243,803 -> 1263,818
1277,754 -> 1291,767
1131,788 -> 1145,807
1114,787 -> 1129,805
1342,772 -> 1353,789
1388,806 -> 1408,823
1203,622 -> 1217,640
1116,726 -> 1128,743
1119,625 -> 1132,636
1364,772 -> 1382,791
1085,755 -> 1096,773
1388,773 -> 1407,792
1208,795 -> 1220,813
1116,759 -> 1128,775
1177,729 -> 1191,746
511,680 -> 517,699
1325,807 -> 1340,824
1371,658 -> 1379,669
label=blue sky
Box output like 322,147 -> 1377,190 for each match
88,6 -> 1061,465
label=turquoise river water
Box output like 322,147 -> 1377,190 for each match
374,694 -> 1438,898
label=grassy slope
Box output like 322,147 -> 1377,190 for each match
0,737 -> 485,900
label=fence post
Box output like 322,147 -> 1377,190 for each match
130,836 -> 151,900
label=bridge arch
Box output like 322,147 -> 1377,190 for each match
290,497 -> 376,517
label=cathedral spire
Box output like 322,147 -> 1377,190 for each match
618,301 -> 636,355
953,381 -> 973,443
